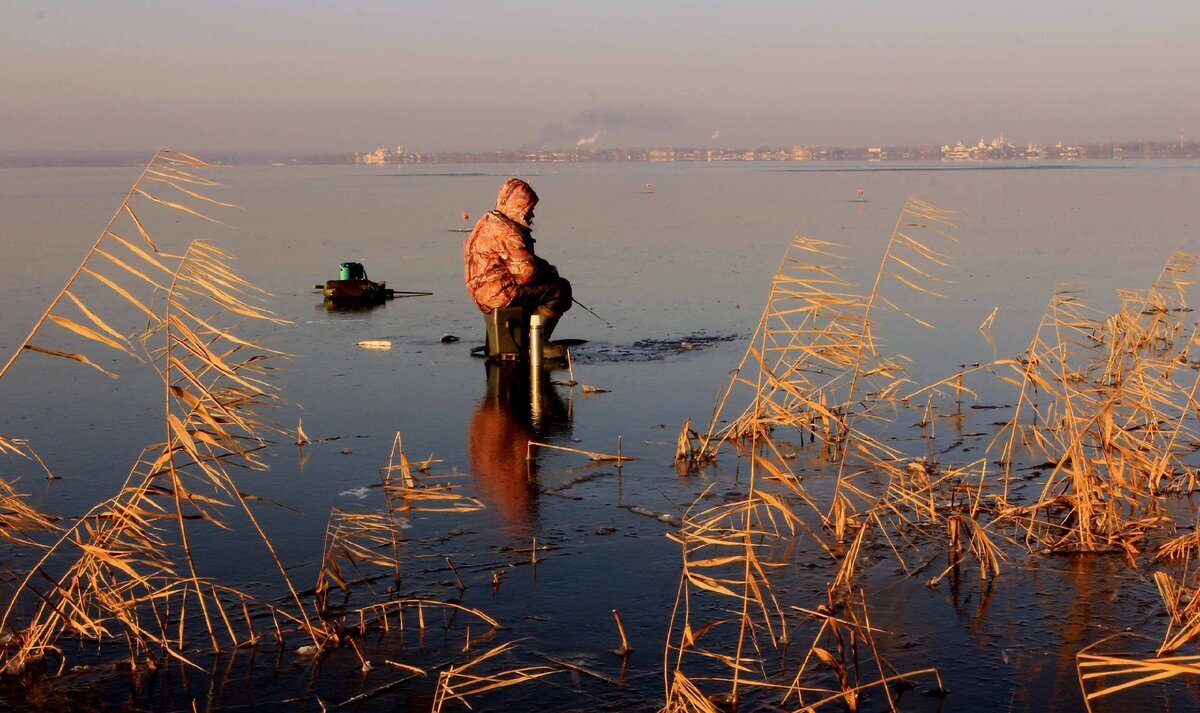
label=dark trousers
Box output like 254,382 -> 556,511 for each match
510,276 -> 572,319
509,276 -> 572,339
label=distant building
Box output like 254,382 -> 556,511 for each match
1053,142 -> 1082,160
355,145 -> 415,164
356,146 -> 392,165
941,141 -> 971,161
347,133 -> 1193,166
941,134 -> 1019,161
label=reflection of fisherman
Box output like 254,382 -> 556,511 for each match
464,178 -> 572,339
467,363 -> 571,534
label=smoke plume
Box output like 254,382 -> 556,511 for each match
535,107 -> 684,149
576,130 -> 603,146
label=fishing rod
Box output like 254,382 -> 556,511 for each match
572,297 -> 614,328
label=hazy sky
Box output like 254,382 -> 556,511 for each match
3,1 -> 1197,152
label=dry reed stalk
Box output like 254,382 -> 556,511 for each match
371,456 -> 406,588
663,452 -> 811,708
0,149 -> 259,383
352,599 -> 500,636
1156,534 -> 1200,562
829,526 -> 868,593
526,440 -> 634,462
702,199 -> 956,452
664,203 -> 966,711
675,418 -> 717,473
1152,569 -> 1200,654
315,509 -> 403,605
380,433 -> 482,518
986,257 -> 1200,554
662,670 -> 724,712
0,477 -> 60,546
314,433 -> 488,628
612,609 -> 633,656
697,234 -> 859,454
979,306 -> 999,352
668,196 -> 1200,711
1076,635 -> 1200,709
819,199 -> 958,553
0,264 -> 295,669
0,151 -> 324,675
430,641 -> 557,712
686,201 -> 967,582
781,585 -> 943,712
445,556 -> 466,592
0,435 -> 29,457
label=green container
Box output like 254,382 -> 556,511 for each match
339,262 -> 365,280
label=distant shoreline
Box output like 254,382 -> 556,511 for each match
0,150 -> 351,168
3,147 -> 1197,169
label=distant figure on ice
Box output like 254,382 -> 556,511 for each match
464,178 -> 572,338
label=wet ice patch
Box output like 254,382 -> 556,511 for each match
339,487 -> 372,500
580,333 -> 738,363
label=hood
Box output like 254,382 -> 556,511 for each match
495,178 -> 538,226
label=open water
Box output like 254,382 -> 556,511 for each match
1,160 -> 1200,711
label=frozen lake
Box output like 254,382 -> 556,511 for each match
1,159 -> 1199,711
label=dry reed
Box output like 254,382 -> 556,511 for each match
0,150 -> 312,675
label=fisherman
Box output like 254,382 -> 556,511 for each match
464,178 -> 572,339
